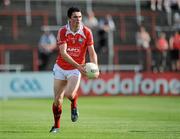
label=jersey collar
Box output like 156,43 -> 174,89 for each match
66,22 -> 86,38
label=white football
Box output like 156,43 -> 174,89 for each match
85,62 -> 99,78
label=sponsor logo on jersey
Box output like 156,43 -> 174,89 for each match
67,47 -> 81,57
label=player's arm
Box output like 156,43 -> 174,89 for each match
88,45 -> 98,66
59,43 -> 79,68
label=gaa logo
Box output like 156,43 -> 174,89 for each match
10,78 -> 42,92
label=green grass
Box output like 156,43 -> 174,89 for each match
0,96 -> 180,139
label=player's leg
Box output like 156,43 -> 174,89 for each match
65,73 -> 81,122
50,64 -> 67,133
66,75 -> 81,106
50,79 -> 66,133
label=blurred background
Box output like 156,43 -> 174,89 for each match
0,0 -> 179,98
0,0 -> 179,72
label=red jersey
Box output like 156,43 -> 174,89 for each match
172,34 -> 180,49
56,23 -> 94,70
157,38 -> 168,51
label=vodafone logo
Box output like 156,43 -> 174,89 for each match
80,73 -> 180,95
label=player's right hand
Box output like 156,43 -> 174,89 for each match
77,64 -> 86,76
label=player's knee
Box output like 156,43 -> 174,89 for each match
55,99 -> 63,106
54,96 -> 63,106
66,93 -> 75,101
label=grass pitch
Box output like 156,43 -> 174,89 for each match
0,96 -> 180,139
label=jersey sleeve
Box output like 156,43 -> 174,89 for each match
86,29 -> 94,46
57,27 -> 66,46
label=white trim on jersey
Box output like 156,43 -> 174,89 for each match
65,22 -> 86,39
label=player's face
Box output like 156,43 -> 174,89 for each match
70,12 -> 82,28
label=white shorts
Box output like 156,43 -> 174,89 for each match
53,64 -> 81,80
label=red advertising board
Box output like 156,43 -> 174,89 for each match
79,72 -> 180,96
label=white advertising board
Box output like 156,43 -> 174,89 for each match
0,72 -> 53,99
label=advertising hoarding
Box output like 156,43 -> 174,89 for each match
0,72 -> 179,99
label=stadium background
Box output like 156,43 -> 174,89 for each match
0,0 -> 180,139
0,0 -> 179,71
0,0 -> 179,97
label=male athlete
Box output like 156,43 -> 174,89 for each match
50,7 -> 99,133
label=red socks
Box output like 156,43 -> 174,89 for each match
52,95 -> 78,128
52,103 -> 62,128
71,94 -> 78,109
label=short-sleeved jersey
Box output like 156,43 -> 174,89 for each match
56,23 -> 94,70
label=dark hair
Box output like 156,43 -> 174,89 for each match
67,7 -> 81,18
